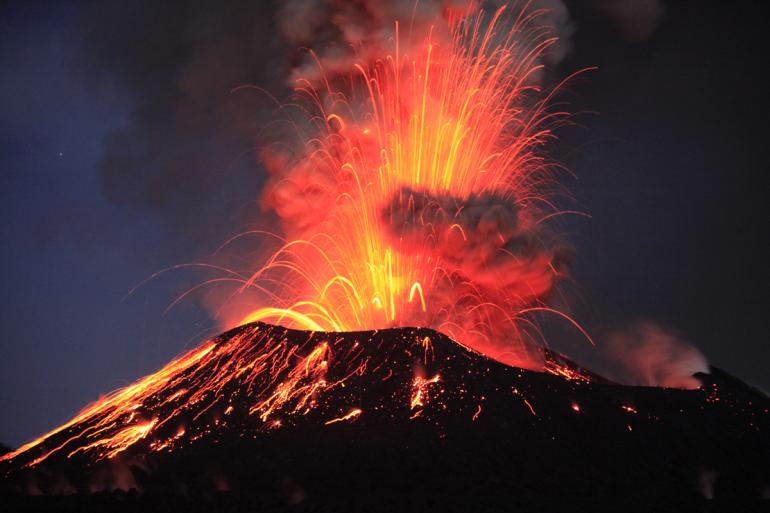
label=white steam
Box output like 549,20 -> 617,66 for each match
603,322 -> 709,389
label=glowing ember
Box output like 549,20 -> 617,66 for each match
512,387 -> 537,416
325,408 -> 363,426
410,374 -> 442,410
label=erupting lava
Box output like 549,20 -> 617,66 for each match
2,5 -> 590,471
229,4 -> 587,368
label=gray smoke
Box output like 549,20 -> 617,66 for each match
385,187 -> 569,296
379,187 -> 570,367
80,0 -> 288,255
278,0 -> 574,84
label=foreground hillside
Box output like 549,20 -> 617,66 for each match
2,323 -> 768,511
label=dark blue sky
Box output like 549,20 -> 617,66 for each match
1,1 -> 769,447
0,2 -> 213,447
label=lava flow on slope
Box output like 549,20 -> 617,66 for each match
1,323 -> 767,509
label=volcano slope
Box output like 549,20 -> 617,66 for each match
1,322 -> 768,512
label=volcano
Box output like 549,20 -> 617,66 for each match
1,323 -> 768,511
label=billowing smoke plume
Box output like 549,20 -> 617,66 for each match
601,322 -> 708,389
80,0 -> 289,257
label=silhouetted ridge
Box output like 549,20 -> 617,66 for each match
1,324 -> 767,511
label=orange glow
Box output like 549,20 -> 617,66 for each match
226,5 -> 587,370
68,420 -> 156,460
411,374 -> 442,410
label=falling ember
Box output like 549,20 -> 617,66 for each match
325,408 -> 363,426
523,398 -> 537,417
513,387 -> 537,416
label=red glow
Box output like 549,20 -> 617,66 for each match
207,5 -> 591,371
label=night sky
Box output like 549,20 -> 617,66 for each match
1,1 -> 768,448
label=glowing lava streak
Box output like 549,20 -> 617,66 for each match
231,5 -> 583,369
1,343 -> 215,467
325,408 -> 363,425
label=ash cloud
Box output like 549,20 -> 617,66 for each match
79,0 -> 289,255
381,187 -> 570,367
276,0 -> 665,84
385,187 -> 569,299
278,0 -> 575,83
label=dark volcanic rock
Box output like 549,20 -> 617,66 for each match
1,323 -> 768,512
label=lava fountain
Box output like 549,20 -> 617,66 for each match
229,4 -> 588,368
1,4 -> 590,470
